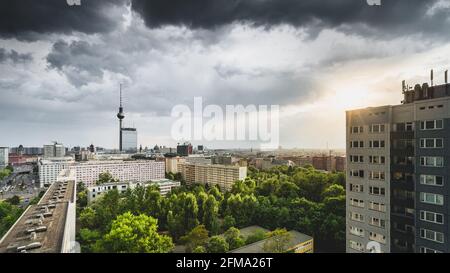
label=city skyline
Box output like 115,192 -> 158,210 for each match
2,1 -> 450,149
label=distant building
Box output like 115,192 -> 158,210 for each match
185,155 -> 212,165
43,142 -> 65,158
121,127 -> 137,153
212,155 -> 233,165
312,155 -> 346,172
86,178 -> 180,204
228,226 -> 313,253
177,143 -> 193,156
178,162 -> 247,191
277,156 -> 313,167
165,156 -> 185,174
10,146 -> 43,156
0,147 -> 8,168
8,154 -> 37,165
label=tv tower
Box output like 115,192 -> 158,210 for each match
117,84 -> 125,151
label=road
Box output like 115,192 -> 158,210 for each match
0,167 -> 41,204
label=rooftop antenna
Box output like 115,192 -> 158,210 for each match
445,70 -> 448,84
431,69 -> 434,86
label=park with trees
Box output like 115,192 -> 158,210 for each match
76,165 -> 346,253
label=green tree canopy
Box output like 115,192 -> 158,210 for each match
101,212 -> 173,253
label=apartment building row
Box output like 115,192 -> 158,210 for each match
39,159 -> 165,188
178,162 -> 247,191
346,81 -> 450,253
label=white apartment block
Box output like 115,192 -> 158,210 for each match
178,162 -> 247,191
87,178 -> 180,204
38,157 -> 75,187
39,159 -> 165,188
72,160 -> 165,187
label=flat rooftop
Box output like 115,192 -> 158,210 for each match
0,180 -> 75,253
229,230 -> 313,253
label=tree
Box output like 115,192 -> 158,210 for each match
96,172 -> 117,185
263,228 -> 292,253
224,227 -> 245,250
0,201 -> 23,237
207,236 -> 229,253
101,212 -> 173,253
6,195 -> 20,205
192,246 -> 206,253
222,215 -> 236,231
78,228 -> 101,253
203,195 -> 220,235
181,225 -> 209,253
79,207 -> 97,229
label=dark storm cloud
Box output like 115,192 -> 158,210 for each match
131,0 -> 448,38
0,0 -> 126,39
0,48 -> 32,63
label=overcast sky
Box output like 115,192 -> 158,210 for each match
1,0 -> 450,150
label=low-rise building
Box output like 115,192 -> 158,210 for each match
228,226 -> 314,253
86,178 -> 180,204
178,162 -> 247,191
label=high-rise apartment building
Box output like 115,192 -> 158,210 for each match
43,142 -> 65,158
346,79 -> 450,253
0,147 -> 9,168
178,162 -> 247,191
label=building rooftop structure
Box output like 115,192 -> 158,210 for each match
0,170 -> 77,253
229,228 -> 313,254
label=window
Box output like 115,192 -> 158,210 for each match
369,171 -> 385,181
350,212 -> 364,222
420,157 -> 444,167
349,240 -> 364,251
349,184 -> 364,193
420,229 -> 444,243
369,232 -> 386,244
369,156 -> 385,164
369,140 -> 385,148
420,247 -> 442,253
370,217 -> 386,228
369,202 -> 386,212
349,170 -> 364,178
369,186 -> 385,196
349,155 -> 364,163
370,124 -> 385,133
420,120 -> 444,130
351,126 -> 364,134
420,175 -> 444,186
350,198 -> 364,208
420,192 -> 444,205
349,226 -> 364,237
420,138 -> 444,148
420,211 -> 444,224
